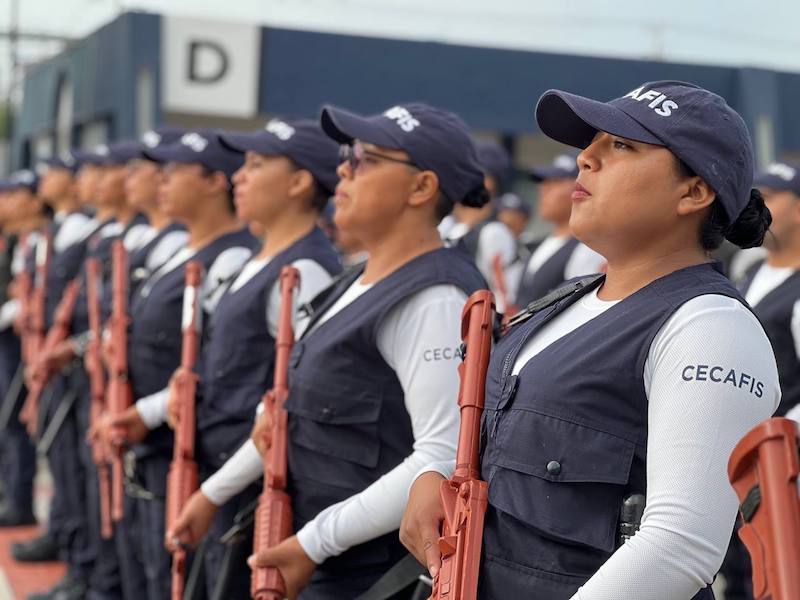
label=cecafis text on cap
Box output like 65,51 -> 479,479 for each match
621,85 -> 679,117
265,119 -> 296,141
765,162 -> 797,182
383,106 -> 421,133
181,132 -> 209,153
142,130 -> 162,148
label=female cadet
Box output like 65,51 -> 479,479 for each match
151,118 -> 342,599
401,81 -> 780,600
239,103 -> 488,599
99,130 -> 258,600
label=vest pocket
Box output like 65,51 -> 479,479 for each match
285,381 -> 383,469
487,409 -> 635,553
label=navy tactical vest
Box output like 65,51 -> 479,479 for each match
127,222 -> 186,298
285,248 -> 486,575
515,236 -> 581,309
455,218 -> 493,259
196,227 -> 341,469
478,263 -> 742,599
129,227 -> 258,459
739,261 -> 800,416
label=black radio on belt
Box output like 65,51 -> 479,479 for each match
619,493 -> 646,546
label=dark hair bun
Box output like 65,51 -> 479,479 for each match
460,185 -> 490,208
725,188 -> 772,249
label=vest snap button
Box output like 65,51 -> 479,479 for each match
546,460 -> 561,476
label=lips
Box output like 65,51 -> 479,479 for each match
572,181 -> 591,201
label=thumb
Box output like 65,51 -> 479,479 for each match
247,547 -> 275,569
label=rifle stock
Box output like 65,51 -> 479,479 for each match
251,266 -> 300,600
491,254 -> 516,317
20,279 -> 81,437
86,259 -> 113,540
728,417 -> 800,600
431,290 -> 495,600
19,231 -> 52,432
167,260 -> 203,600
108,240 -> 133,522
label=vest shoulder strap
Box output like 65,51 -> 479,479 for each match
504,273 -> 605,330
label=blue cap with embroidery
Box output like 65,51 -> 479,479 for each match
220,119 -> 340,195
320,102 -> 488,207
145,129 -> 244,180
754,162 -> 800,196
535,81 -> 755,222
530,152 -> 579,182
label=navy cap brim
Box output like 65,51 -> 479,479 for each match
143,145 -> 196,165
320,106 -> 399,148
530,165 -> 578,182
753,172 -> 799,194
219,132 -> 284,156
536,90 -> 664,149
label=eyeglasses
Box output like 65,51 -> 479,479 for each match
339,142 -> 419,174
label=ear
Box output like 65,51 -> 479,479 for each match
208,171 -> 231,197
676,176 -> 716,216
288,168 -> 315,203
407,170 -> 440,209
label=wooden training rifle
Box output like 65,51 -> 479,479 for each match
251,266 -> 300,600
108,240 -> 133,522
430,289 -> 495,600
728,417 -> 800,600
166,260 -> 203,600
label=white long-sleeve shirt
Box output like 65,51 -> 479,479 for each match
202,280 -> 467,566
419,288 -> 779,600
135,256 -> 333,428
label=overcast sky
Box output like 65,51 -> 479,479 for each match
0,0 -> 799,97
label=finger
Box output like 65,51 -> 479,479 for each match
420,522 -> 443,578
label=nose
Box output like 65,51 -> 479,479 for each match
336,160 -> 352,181
577,141 -> 600,172
231,166 -> 245,186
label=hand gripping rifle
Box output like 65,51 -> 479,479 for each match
108,240 -> 133,522
166,260 -> 203,600
20,278 -> 81,437
19,231 -> 52,431
86,258 -> 114,540
251,266 -> 300,600
430,290 -> 495,600
728,417 -> 800,600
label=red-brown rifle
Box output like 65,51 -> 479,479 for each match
86,258 -> 113,539
251,266 -> 300,600
430,289 -> 495,600
107,240 -> 133,522
166,260 -> 203,600
19,231 -> 52,432
728,417 -> 800,600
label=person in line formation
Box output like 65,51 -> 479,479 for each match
719,160 -> 800,600
401,81 -> 780,600
0,84 -> 794,600
514,152 -> 606,309
120,117 -> 343,599
440,139 -> 516,312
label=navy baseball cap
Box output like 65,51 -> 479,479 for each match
39,152 -> 79,174
535,81 -> 755,222
494,192 -> 531,217
70,145 -> 111,169
7,170 -> 39,193
105,128 -> 186,165
220,118 -> 340,195
530,152 -> 579,182
475,140 -> 512,183
320,103 -> 488,207
754,162 -> 800,196
145,129 -> 243,181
